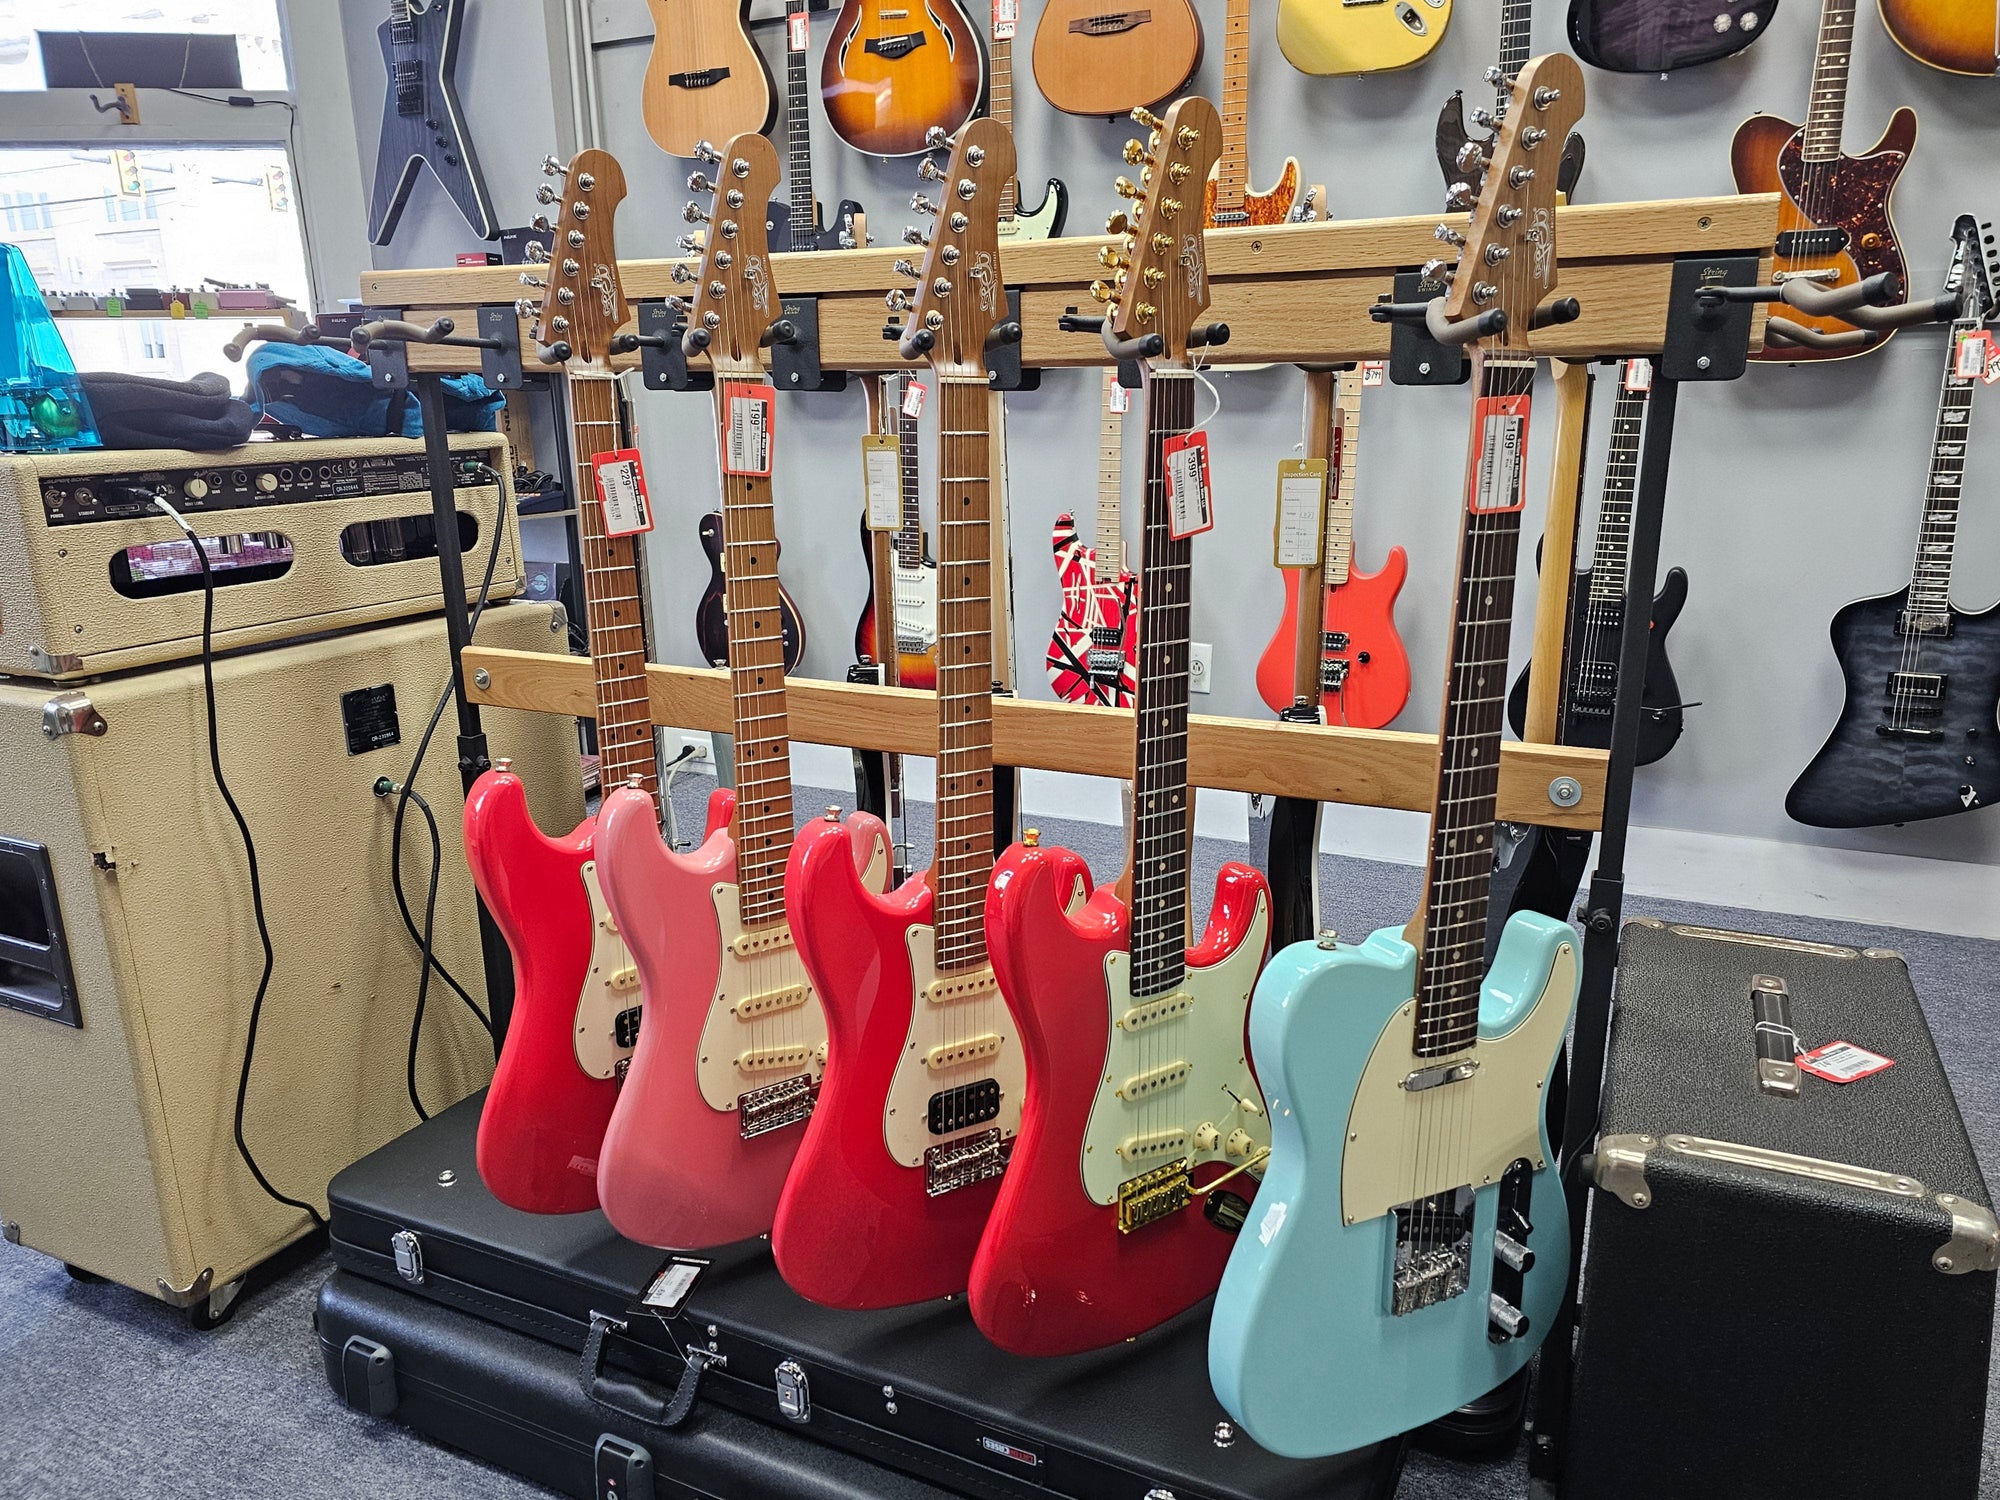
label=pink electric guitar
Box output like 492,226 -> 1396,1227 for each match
1045,367 -> 1138,707
590,134 -> 891,1251
463,150 -> 649,1215
969,98 -> 1274,1357
772,117 -> 1030,1309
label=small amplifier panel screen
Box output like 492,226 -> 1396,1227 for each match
40,452 -> 492,526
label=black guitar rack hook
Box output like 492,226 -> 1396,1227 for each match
1695,270 -> 1960,355
615,303 -> 713,391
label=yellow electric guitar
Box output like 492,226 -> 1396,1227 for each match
1278,0 -> 1454,77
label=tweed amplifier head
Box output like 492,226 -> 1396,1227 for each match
0,433 -> 521,681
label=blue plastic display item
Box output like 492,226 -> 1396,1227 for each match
0,242 -> 100,451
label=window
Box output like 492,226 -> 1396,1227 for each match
0,1 -> 287,92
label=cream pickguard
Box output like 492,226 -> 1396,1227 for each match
692,885 -> 827,1113
573,860 -> 639,1080
1078,893 -> 1273,1206
882,926 -> 1026,1168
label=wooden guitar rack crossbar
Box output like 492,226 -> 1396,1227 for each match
361,195 -> 1780,371
463,648 -> 1608,828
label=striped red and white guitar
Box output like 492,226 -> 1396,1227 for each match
1046,368 -> 1138,707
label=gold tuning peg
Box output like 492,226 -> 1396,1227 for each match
1122,139 -> 1153,166
1106,211 -> 1131,236
1113,176 -> 1143,201
1141,266 -> 1164,287
1130,106 -> 1166,131
1089,280 -> 1116,304
1098,244 -> 1128,270
1133,302 -> 1157,324
1176,125 -> 1200,149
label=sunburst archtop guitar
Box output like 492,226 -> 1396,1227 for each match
1878,0 -> 2000,75
590,136 -> 892,1251
821,0 -> 984,157
1209,55 -> 1587,1458
639,0 -> 776,158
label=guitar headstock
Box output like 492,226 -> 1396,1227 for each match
1944,214 -> 1999,326
677,133 -> 782,376
892,117 -> 1016,374
1093,96 -> 1223,364
523,149 -> 629,364
1433,54 -> 1586,349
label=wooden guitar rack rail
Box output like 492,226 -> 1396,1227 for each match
375,194 -> 1780,832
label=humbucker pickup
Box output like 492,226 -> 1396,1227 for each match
393,60 -> 424,116
1117,1061 -> 1191,1101
1117,1157 -> 1192,1234
730,925 -> 794,959
925,1128 -> 1005,1197
924,968 -> 999,1006
1322,631 -> 1351,652
739,1074 -> 815,1138
928,1078 -> 1001,1136
614,1007 -> 641,1050
1118,991 -> 1193,1033
1886,671 -> 1945,709
1775,227 -> 1850,258
738,1043 -> 815,1075
926,1034 -> 1002,1072
668,68 -> 730,89
1897,610 -> 1954,639
733,983 -> 810,1021
1572,661 -> 1618,702
864,32 -> 926,59
1090,626 -> 1124,647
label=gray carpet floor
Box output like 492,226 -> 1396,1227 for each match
2,783 -> 1995,1499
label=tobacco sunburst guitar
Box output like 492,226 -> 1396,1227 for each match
1730,0 -> 1916,361
1878,0 -> 2000,75
591,137 -> 892,1251
1278,0 -> 1453,77
463,151 -> 648,1215
1046,369 -> 1137,707
1209,56 -> 1586,1458
1205,0 -> 1301,228
1031,0 -> 1202,116
821,0 -> 984,157
639,0 -> 776,159
1254,369 -> 1411,730
775,118 -> 1031,1308
969,97 -> 1274,1358
854,372 -> 939,691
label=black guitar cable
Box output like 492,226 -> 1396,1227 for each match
151,496 -> 325,1230
372,776 -> 446,1121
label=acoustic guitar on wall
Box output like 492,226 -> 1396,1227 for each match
640,0 -> 776,159
1032,0 -> 1202,117
821,0 -> 984,157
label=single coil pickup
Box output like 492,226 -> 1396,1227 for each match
1118,991 -> 1194,1033
614,1007 -> 641,1049
924,968 -> 999,1007
1885,670 -> 1945,705
738,1043 -> 814,1075
1117,1157 -> 1193,1235
1117,1128 -> 1190,1164
929,1078 -> 1002,1136
607,965 -> 640,993
1774,227 -> 1850,259
1117,1060 -> 1191,1102
1897,611 -> 1954,639
729,925 -> 795,959
738,1073 -> 816,1139
925,1127 -> 1005,1197
925,1034 -> 1002,1073
733,983 -> 810,1021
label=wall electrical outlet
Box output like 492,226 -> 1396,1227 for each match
1189,642 -> 1213,694
678,731 -> 715,765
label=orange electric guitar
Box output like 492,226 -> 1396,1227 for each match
1204,0 -> 1303,228
821,0 -> 984,157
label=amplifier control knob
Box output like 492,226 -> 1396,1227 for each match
182,477 -> 210,501
255,472 -> 279,494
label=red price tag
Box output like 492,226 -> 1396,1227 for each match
1797,1040 -> 1895,1085
902,379 -> 927,419
1107,380 -> 1130,414
1163,430 -> 1214,539
1623,357 -> 1654,392
1467,393 -> 1530,514
992,0 -> 1018,40
591,448 -> 655,538
723,384 -> 776,477
787,10 -> 810,51
1955,329 -> 1995,381
1360,360 -> 1386,387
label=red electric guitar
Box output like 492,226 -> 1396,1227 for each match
969,98 -> 1274,1357
1253,369 -> 1411,728
773,117 -> 1029,1308
1046,367 -> 1139,707
463,150 -> 649,1215
590,135 -> 892,1250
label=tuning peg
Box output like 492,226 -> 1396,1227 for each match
687,170 -> 713,194
1130,106 -> 1166,131
683,201 -> 711,224
576,172 -> 595,192
1089,279 -> 1116,304
671,263 -> 697,284
1484,64 -> 1506,85
1122,139 -> 1154,167
1434,224 -> 1466,246
1421,257 -> 1456,283
910,192 -> 939,216
530,215 -> 552,235
1098,244 -> 1129,270
1485,245 -> 1513,265
1497,204 -> 1524,226
1509,165 -> 1536,188
550,315 -> 570,332
1470,107 -> 1497,130
925,125 -> 955,150
885,289 -> 912,312
1113,176 -> 1143,201
513,298 -> 537,318
1472,281 -> 1499,304
1521,126 -> 1548,148
1532,86 -> 1563,110
1445,182 -> 1475,210
518,273 -> 546,288
665,295 -> 692,315
524,242 -> 550,264
893,258 -> 921,281
677,231 -> 704,253
542,154 -> 566,177
1456,142 -> 1488,176
916,156 -> 946,182
1106,211 -> 1131,236
692,139 -> 721,163
535,184 -> 560,205
902,226 -> 929,247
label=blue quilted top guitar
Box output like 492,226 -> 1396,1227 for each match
1208,53 -> 1588,1459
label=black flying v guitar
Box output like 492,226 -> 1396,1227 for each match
368,0 -> 497,246
1788,215 -> 2000,829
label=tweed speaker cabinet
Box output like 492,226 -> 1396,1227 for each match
0,600 -> 584,1317
0,433 -> 521,681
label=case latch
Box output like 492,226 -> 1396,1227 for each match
774,1359 -> 811,1422
390,1229 -> 424,1284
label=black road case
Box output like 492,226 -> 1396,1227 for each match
325,1093 -> 1407,1500
1568,919 -> 1997,1499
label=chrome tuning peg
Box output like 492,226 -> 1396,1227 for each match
683,201 -> 711,224
665,295 -> 692,314
1508,165 -> 1536,188
677,231 -> 705,253
916,157 -> 946,181
1455,141 -> 1488,174
1532,86 -> 1563,110
525,242 -> 550,263
692,139 -> 721,164
1520,126 -> 1547,148
1421,257 -> 1456,283
924,125 -> 955,150
518,272 -> 546,288
535,184 -> 560,205
1445,182 -> 1475,210
902,225 -> 929,247
671,263 -> 697,284
513,298 -> 537,318
910,192 -> 939,216
1433,224 -> 1466,246
885,289 -> 913,312
530,213 -> 552,233
542,154 -> 566,177
687,170 -> 713,194
1496,204 -> 1524,226
1122,139 -> 1154,166
893,258 -> 921,281
1483,64 -> 1506,86
1470,107 -> 1497,131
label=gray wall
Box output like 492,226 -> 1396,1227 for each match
344,1 -> 2000,875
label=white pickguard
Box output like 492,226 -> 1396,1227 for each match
1078,894 -> 1273,1206
573,860 -> 638,1080
892,561 -> 938,654
693,884 -> 829,1113
882,925 -> 1025,1168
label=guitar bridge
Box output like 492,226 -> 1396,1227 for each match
925,1128 -> 1005,1196
667,68 -> 730,89
738,1074 -> 816,1139
1117,1157 -> 1193,1234
1319,657 -> 1350,691
1390,1188 -> 1474,1316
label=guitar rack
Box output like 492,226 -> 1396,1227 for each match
334,190 -> 1922,1494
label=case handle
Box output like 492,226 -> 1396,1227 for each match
578,1312 -> 711,1431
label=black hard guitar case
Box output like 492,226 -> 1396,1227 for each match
1568,919 -> 1995,1499
324,1093 -> 1407,1500
1567,0 -> 1779,73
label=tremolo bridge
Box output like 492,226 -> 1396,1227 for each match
925,1128 -> 1005,1197
739,1074 -> 816,1139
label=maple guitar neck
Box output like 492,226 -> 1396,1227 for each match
1213,0 -> 1252,216
1092,367 -> 1125,585
569,370 -> 659,800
